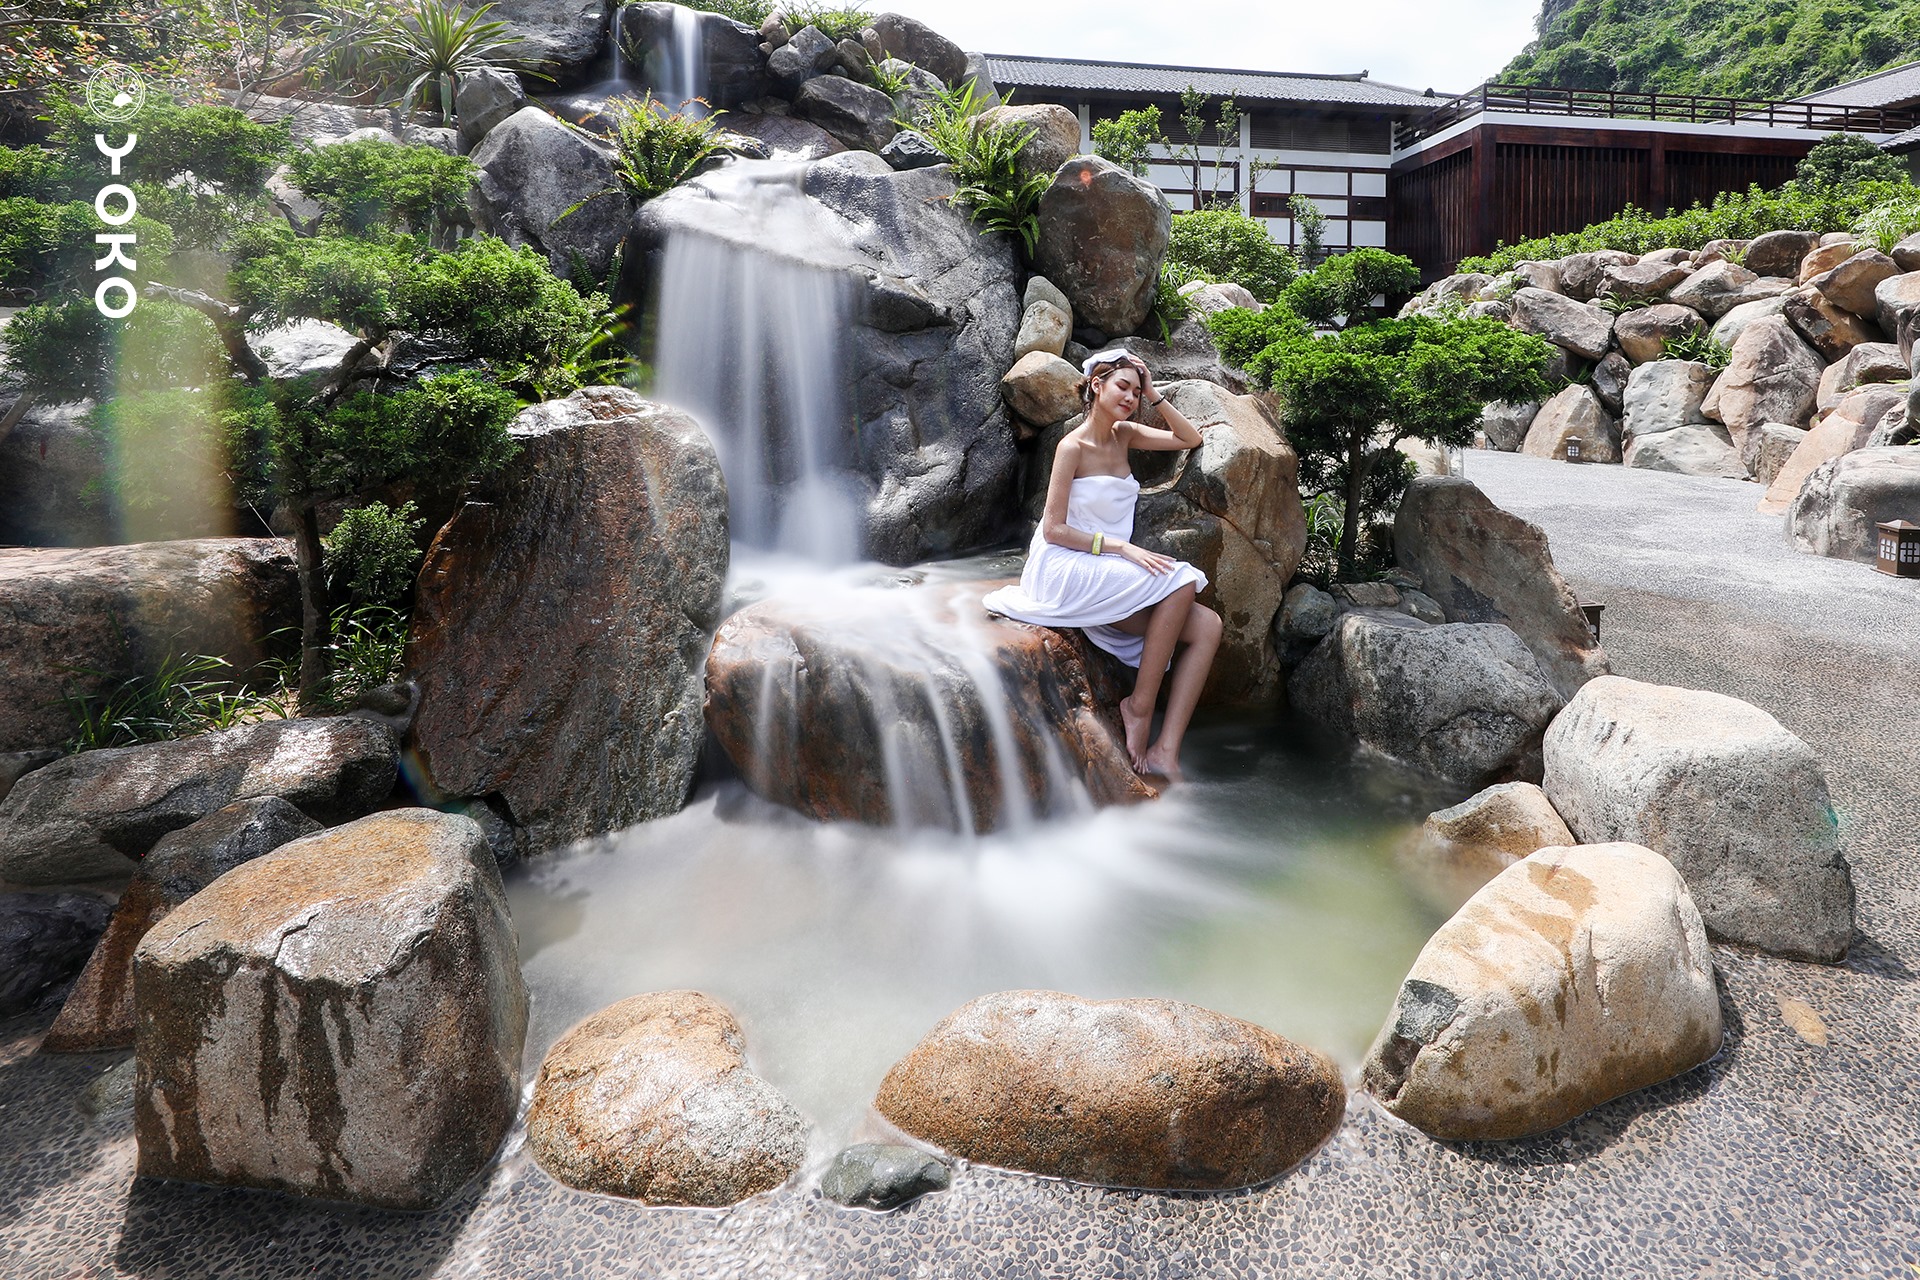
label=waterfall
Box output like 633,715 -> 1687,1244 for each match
643,2 -> 706,110
653,166 -> 862,564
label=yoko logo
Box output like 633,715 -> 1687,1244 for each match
86,64 -> 147,318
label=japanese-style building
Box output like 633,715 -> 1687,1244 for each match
985,55 -> 1920,282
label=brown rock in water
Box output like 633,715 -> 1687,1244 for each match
705,579 -> 1154,833
526,991 -> 809,1206
133,809 -> 527,1209
42,797 -> 319,1053
0,539 -> 298,754
1401,781 -> 1575,911
1033,156 -> 1172,336
1392,476 -> 1608,700
409,387 -> 728,851
0,718 -> 397,887
875,990 -> 1345,1189
1363,842 -> 1722,1142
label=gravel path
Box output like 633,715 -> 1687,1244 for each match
3,454 -> 1917,1278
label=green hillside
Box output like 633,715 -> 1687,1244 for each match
1499,0 -> 1920,99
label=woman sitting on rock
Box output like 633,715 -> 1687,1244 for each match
984,351 -> 1222,780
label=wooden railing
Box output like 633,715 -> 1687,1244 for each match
1395,83 -> 1920,147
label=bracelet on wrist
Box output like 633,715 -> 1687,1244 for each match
1090,532 -> 1105,556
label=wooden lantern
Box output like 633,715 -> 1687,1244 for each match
1565,435 -> 1583,463
1579,600 -> 1605,641
1877,520 -> 1920,578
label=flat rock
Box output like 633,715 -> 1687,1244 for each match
41,797 -> 319,1053
1289,612 -> 1564,789
1034,156 -> 1171,336
1788,446 -> 1920,563
1709,294 -> 1788,350
875,990 -> 1344,1190
526,991 -> 809,1206
1363,842 -> 1722,1141
1509,288 -> 1613,361
0,718 -> 396,886
1624,422 -> 1746,478
0,892 -> 110,1017
409,388 -> 726,851
820,1143 -> 951,1210
706,579 -> 1154,833
1401,781 -> 1575,912
1522,383 -> 1620,463
1543,676 -> 1853,961
1392,476 -> 1608,700
0,539 -> 298,754
134,810 -> 528,1208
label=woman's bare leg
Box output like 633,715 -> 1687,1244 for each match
1141,603 -> 1222,780
1116,585 -> 1195,770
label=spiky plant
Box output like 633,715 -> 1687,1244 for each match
371,0 -> 519,125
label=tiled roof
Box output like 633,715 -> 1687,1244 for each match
982,55 -> 1448,111
1880,122 -> 1920,152
1793,61 -> 1920,109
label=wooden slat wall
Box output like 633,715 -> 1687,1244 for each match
1388,145 -> 1475,279
1665,150 -> 1801,209
1493,142 -> 1646,246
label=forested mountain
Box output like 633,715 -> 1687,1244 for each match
1499,0 -> 1920,99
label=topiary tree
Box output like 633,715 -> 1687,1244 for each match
1796,132 -> 1907,189
1238,313 -> 1555,580
1278,247 -> 1422,330
286,139 -> 476,245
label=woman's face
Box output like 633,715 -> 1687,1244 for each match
1096,366 -> 1142,419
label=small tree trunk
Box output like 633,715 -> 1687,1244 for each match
292,502 -> 335,706
0,389 -> 36,448
1338,441 -> 1374,583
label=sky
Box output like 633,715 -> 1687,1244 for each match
869,0 -> 1545,95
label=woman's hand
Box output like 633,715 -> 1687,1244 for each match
1113,540 -> 1174,575
1128,355 -> 1157,406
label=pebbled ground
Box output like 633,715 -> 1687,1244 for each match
3,451 -> 1917,1278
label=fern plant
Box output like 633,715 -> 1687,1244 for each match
606,94 -> 729,204
911,82 -> 1049,255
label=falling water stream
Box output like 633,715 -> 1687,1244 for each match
504,159 -> 1447,1160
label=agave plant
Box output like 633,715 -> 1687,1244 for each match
371,0 -> 520,125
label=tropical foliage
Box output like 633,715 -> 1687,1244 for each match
911,81 -> 1050,255
603,93 -> 730,204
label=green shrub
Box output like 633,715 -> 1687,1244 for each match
1855,197 -> 1920,253
324,499 -> 426,606
603,93 -> 728,205
62,652 -> 283,752
680,0 -> 775,25
1663,331 -> 1732,370
1,298 -> 221,404
0,144 -> 76,200
49,98 -> 291,197
1163,208 -> 1298,303
233,234 -> 423,335
301,369 -> 520,496
287,139 -> 476,240
1205,305 -> 1312,368
785,0 -> 871,42
1796,133 -> 1909,189
324,604 -> 411,702
0,198 -> 174,292
1459,179 -> 1920,274
1278,247 -> 1421,328
1091,105 -> 1162,177
403,237 -> 610,393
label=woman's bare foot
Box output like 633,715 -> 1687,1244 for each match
1139,745 -> 1183,781
1119,696 -> 1153,770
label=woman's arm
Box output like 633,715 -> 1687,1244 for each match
1125,361 -> 1203,452
1040,434 -> 1175,574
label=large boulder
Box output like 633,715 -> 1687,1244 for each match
1115,318 -> 1245,391
1621,359 -> 1714,445
1000,351 -> 1082,428
1612,303 -> 1705,364
1702,316 -> 1824,444
454,68 -> 526,151
868,11 -> 969,83
976,103 -> 1080,180
1289,612 -> 1564,789
765,24 -> 836,94
1543,676 -> 1853,961
0,718 -> 396,886
470,107 -> 626,278
1817,342 -> 1906,412
1808,247 -> 1901,321
874,990 -> 1344,1190
0,892 -> 111,1017
1798,239 -> 1860,282
1783,283 -> 1883,361
1744,229 -> 1820,278
1393,476 -> 1608,700
1623,422 -> 1746,478
793,75 -> 898,152
1400,781 -> 1575,912
1362,842 -> 1722,1141
488,0 -> 609,87
526,991 -> 809,1206
1595,260 -> 1689,303
706,579 -> 1154,833
1522,383 -> 1620,463
1757,384 -> 1904,514
1509,288 -> 1613,361
409,388 -> 725,851
1788,447 -> 1920,562
1557,250 -> 1637,302
1033,156 -> 1172,337
1709,294 -> 1789,349
134,810 -> 527,1208
1478,401 -> 1539,452
0,540 -> 297,754
614,3 -> 768,107
1670,260 -> 1791,319
0,399 -> 113,546
41,797 -> 319,1053
625,154 -> 1024,563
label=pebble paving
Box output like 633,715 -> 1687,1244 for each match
4,452 -> 1917,1277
